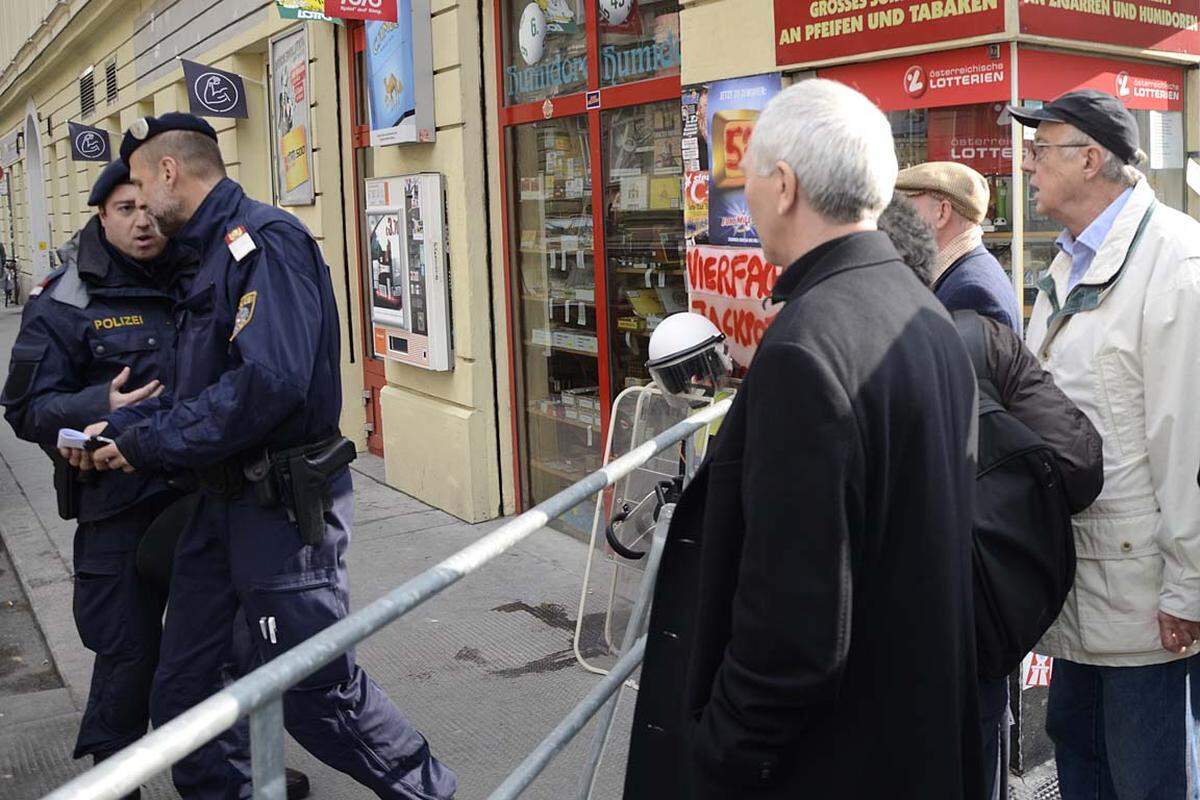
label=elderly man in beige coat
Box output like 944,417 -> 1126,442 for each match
1009,90 -> 1200,799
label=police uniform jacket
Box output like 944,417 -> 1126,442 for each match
1,215 -> 193,522
623,232 -> 985,799
107,178 -> 342,471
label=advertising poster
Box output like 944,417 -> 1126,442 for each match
775,0 -> 1004,65
705,73 -> 780,248
367,210 -> 406,328
270,27 -> 315,206
686,244 -> 783,372
275,0 -> 342,22
364,1 -> 435,146
682,86 -> 710,246
1018,0 -> 1200,55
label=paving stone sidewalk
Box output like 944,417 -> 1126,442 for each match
0,304 -> 639,800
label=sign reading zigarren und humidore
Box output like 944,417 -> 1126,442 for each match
775,0 -> 1005,64
1020,0 -> 1200,55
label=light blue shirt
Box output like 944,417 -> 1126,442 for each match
1056,187 -> 1134,295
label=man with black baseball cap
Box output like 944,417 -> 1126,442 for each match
1008,89 -> 1200,799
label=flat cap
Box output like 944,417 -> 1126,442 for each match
895,161 -> 990,225
87,159 -> 131,207
120,112 -> 218,165
1006,90 -> 1140,165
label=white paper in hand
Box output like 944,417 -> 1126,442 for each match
57,428 -> 90,449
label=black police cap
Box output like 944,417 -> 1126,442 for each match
87,159 -> 131,207
1006,90 -> 1141,165
119,112 -> 219,166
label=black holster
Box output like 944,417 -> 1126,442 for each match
45,447 -> 83,521
243,435 -> 356,546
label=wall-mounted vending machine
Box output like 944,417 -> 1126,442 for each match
364,173 -> 452,371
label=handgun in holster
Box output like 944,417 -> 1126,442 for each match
245,436 -> 356,546
45,446 -> 86,520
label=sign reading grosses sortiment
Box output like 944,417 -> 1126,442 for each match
775,0 -> 1005,64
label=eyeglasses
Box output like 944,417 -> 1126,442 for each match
1025,141 -> 1091,163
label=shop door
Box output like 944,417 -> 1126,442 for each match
496,0 -> 684,522
348,23 -> 386,456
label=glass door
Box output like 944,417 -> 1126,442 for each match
509,116 -> 601,533
602,99 -> 686,392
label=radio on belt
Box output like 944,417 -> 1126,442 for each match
363,173 -> 453,371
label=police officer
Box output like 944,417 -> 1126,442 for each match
78,113 -> 456,800
1,161 -> 189,785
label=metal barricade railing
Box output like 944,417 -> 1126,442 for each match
42,397 -> 731,800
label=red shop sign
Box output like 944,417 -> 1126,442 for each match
926,104 -> 1013,174
1019,50 -> 1184,111
818,46 -> 1010,112
776,0 -> 1005,65
324,0 -> 397,21
1019,0 -> 1200,55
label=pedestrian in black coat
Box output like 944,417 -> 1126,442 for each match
623,80 -> 985,799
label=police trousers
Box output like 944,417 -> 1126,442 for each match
72,493 -> 176,760
150,469 -> 457,800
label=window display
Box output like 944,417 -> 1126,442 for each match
503,0 -> 588,106
509,117 -> 599,531
603,99 -> 685,392
600,0 -> 681,88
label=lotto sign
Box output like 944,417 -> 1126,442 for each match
1023,653 -> 1054,689
819,46 -> 1009,112
1018,50 -> 1184,112
325,0 -> 397,20
775,0 -> 1004,65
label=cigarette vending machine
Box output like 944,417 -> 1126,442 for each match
364,173 -> 452,371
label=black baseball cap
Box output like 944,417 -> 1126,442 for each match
1006,90 -> 1141,165
120,112 -> 219,166
87,160 -> 131,207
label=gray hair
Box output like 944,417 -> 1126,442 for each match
748,78 -> 897,224
138,130 -> 226,180
1064,130 -> 1143,188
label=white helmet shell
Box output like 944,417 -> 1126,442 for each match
518,3 -> 546,65
647,311 -> 722,364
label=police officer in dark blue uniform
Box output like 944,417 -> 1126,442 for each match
1,161 -> 189,784
77,113 -> 456,800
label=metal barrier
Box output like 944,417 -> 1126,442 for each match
42,397 -> 731,800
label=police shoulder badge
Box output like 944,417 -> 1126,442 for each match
231,291 -> 257,341
225,225 -> 258,262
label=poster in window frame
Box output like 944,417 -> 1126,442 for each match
269,26 -> 316,206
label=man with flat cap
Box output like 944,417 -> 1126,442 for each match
1,160 -> 193,793
1008,88 -> 1200,799
69,112 -> 456,799
896,161 -> 1021,332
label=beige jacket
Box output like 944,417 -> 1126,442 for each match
1027,180 -> 1200,666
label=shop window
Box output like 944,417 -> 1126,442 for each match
602,99 -> 684,392
503,0 -> 588,106
508,116 -> 599,529
887,103 -> 1015,278
600,0 -> 680,88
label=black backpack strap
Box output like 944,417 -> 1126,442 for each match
952,309 -> 1002,405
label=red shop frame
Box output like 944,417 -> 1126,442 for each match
493,1 -> 683,511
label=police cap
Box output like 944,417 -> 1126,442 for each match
120,112 -> 219,166
87,159 -> 132,207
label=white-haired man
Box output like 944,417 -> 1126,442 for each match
623,79 -> 983,799
1008,89 -> 1200,800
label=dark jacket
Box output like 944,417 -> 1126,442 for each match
936,244 -> 1022,334
1,216 -> 193,522
624,232 -> 984,799
974,314 -> 1103,513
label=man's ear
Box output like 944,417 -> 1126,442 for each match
160,155 -> 178,187
776,161 -> 799,216
1081,145 -> 1106,179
